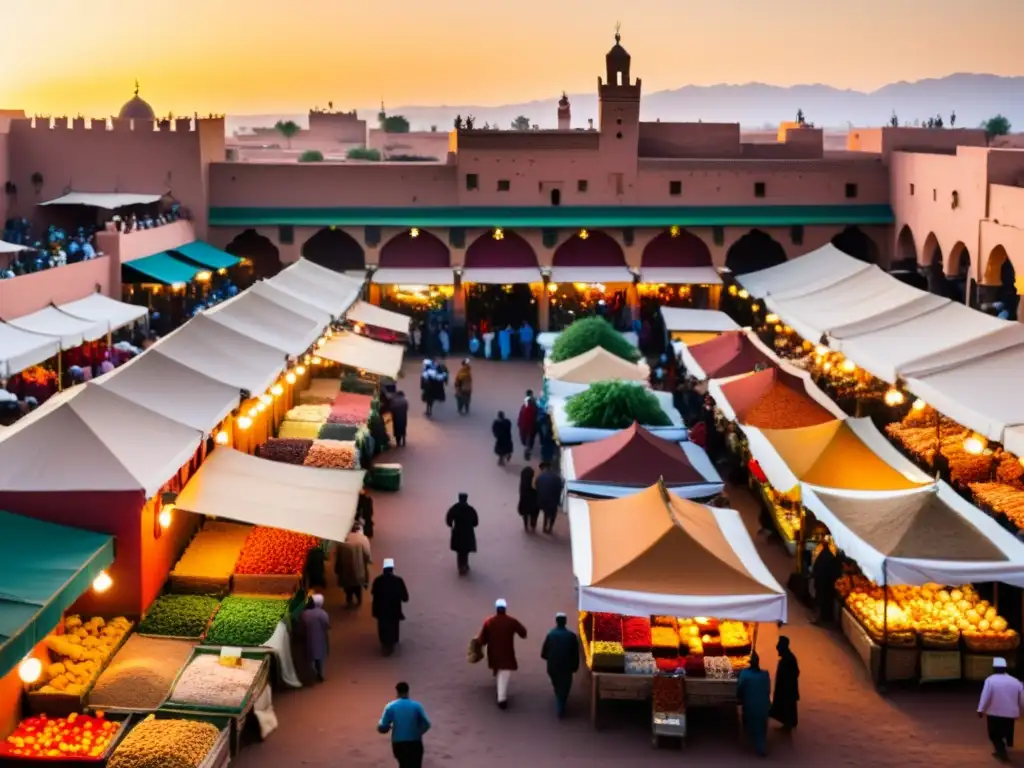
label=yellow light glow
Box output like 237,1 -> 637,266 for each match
326,328 -> 334,338
822,362 -> 832,372
316,336 -> 326,347
304,354 -> 312,364
728,285 -> 738,296
883,388 -> 906,407
841,359 -> 856,373
669,225 -> 681,238
259,394 -> 273,406
195,271 -> 213,282
964,434 -> 987,455
765,313 -> 780,324
409,227 -> 420,238
171,282 -> 186,291
217,268 -> 228,276
911,399 -> 926,412
271,384 -> 284,397
237,415 -> 253,430
578,229 -> 589,240
311,356 -> 322,365
547,283 -> 559,293
751,302 -> 761,312
814,345 -> 829,357
18,657 -> 42,684
296,365 -> 307,375
493,228 -> 504,240
783,326 -> 792,334
285,372 -> 297,384
158,505 -> 173,529
215,430 -> 229,445
257,401 -> 267,413
737,289 -> 750,300
774,324 -> 784,333
92,571 -> 113,594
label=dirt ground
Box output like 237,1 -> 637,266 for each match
233,360 -> 1003,767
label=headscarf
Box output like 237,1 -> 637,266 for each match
312,594 -> 325,608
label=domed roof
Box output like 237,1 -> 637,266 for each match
607,30 -> 629,60
118,82 -> 154,120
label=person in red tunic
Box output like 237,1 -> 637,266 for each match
476,599 -> 528,709
517,391 -> 539,460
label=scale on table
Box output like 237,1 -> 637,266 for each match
651,670 -> 687,747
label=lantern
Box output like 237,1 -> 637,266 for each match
271,384 -> 284,397
765,313 -> 780,324
92,571 -> 113,593
285,372 -> 297,384
158,492 -> 176,530
214,431 -> 229,445
963,434 -> 986,455
883,389 -> 905,407
18,657 -> 42,684
237,415 -> 253,431
409,227 -> 420,238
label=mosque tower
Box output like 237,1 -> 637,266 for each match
598,26 -> 642,177
557,92 -> 571,130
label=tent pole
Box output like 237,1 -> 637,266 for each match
880,565 -> 888,689
57,350 -> 63,392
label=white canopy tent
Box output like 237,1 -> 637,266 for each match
267,262 -> 362,317
248,282 -> 333,326
568,484 -> 787,622
344,301 -> 411,335
204,291 -> 326,356
736,243 -> 873,299
707,365 -> 847,424
94,350 -> 241,434
39,192 -> 164,208
150,315 -> 287,395
57,294 -> 148,332
547,266 -> 634,284
637,266 -> 722,285
0,323 -> 61,378
6,306 -> 108,349
371,268 -> 455,285
660,307 -> 740,333
0,383 -> 201,496
317,331 -> 405,378
0,240 -> 31,254
801,483 -> 1024,587
459,268 -> 543,285
175,448 -> 365,542
286,258 -> 366,291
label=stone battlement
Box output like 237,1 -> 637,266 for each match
13,116 -> 224,134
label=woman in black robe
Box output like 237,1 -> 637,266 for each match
770,635 -> 800,730
492,411 -> 514,466
518,466 -> 539,532
445,492 -> 479,575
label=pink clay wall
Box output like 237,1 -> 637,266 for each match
0,257 -> 111,319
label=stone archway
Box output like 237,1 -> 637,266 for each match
984,244 -> 1009,286
985,245 -> 1017,319
724,229 -> 786,276
894,225 -> 917,268
552,230 -> 627,267
379,229 -> 450,268
921,232 -> 942,271
225,229 -> 281,280
641,229 -> 713,267
464,230 -> 538,268
831,226 -> 878,264
301,228 -> 365,272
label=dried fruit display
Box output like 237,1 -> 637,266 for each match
317,422 -> 360,441
171,522 -> 251,592
971,482 -> 1024,530
259,438 -> 314,465
741,382 -> 834,428
107,716 -> 219,768
34,616 -> 132,695
167,653 -> 262,709
235,527 -> 319,575
591,641 -> 625,672
303,439 -> 358,469
720,622 -> 752,655
652,616 -> 678,629
651,627 -> 680,658
703,656 -> 735,680
592,613 -> 622,642
657,657 -> 683,673
328,392 -> 374,425
1,712 -> 119,760
996,456 -> 1024,489
624,651 -> 657,676
204,596 -> 287,647
283,404 -> 331,423
88,636 -> 195,711
138,595 -> 220,639
622,617 -> 653,650
278,420 -> 323,440
652,675 -> 685,712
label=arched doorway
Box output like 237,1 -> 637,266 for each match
225,229 -> 281,282
831,226 -> 878,264
894,225 -> 917,269
724,229 -> 786,276
378,229 -> 450,269
551,230 -> 629,329
301,228 -> 365,273
641,229 -> 713,268
552,230 -> 627,268
947,241 -> 976,306
640,229 -> 715,312
463,230 -> 540,332
464,230 -> 537,270
986,245 -> 1017,320
376,229 -> 453,328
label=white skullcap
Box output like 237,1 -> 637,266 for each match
383,558 -> 395,569
994,657 -> 1008,669
495,598 -> 507,609
555,612 -> 567,619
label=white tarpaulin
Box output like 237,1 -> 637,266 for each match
372,268 -> 455,285
0,323 -> 60,378
39,192 -> 164,208
248,282 -> 332,326
0,240 -> 30,253
547,267 -> 634,284
801,483 -> 1024,588
286,258 -> 366,292
460,268 -> 543,285
95,350 -> 241,433
638,266 -> 722,285
57,293 -> 148,331
175,448 -> 365,542
736,243 -> 873,299
267,262 -> 361,317
660,308 -> 740,333
0,383 -> 201,496
205,291 -> 326,356
7,306 -> 108,349
344,301 -> 411,335
318,331 -> 405,378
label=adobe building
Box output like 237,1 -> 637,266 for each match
2,33 -> 1024,326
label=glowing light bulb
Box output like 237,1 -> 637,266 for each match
963,435 -> 986,455
92,571 -> 113,593
237,415 -> 253,430
18,657 -> 42,684
493,228 -> 504,240
669,225 -> 681,238
883,389 -> 905,407
271,384 -> 284,397
259,394 -> 272,406
257,401 -> 267,413
814,345 -> 829,357
911,399 -> 926,412
296,365 -> 306,375
285,372 -> 297,384
765,313 -> 780,324
737,289 -> 750,300
751,303 -> 761,312
840,359 -> 856,373
158,505 -> 173,529
822,362 -> 832,372
728,285 -> 738,296
248,407 -> 258,418
311,356 -> 322,365
774,324 -> 784,333
547,283 -> 559,293
215,431 -> 229,445
578,228 -> 589,240
409,227 -> 420,238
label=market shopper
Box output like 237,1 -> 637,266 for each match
978,657 -> 1024,762
378,681 -> 431,768
492,411 -> 514,466
336,532 -> 369,608
477,599 -> 528,709
390,391 -> 409,447
540,612 -> 580,717
535,463 -> 564,534
737,652 -> 771,757
518,466 -> 539,532
518,390 -> 539,460
454,359 -> 473,415
301,594 -> 330,682
770,636 -> 800,731
372,559 -> 410,656
357,488 -> 375,539
811,542 -> 842,625
446,492 -> 479,575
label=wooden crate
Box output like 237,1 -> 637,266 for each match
231,573 -> 301,597
684,677 -> 738,708
964,652 -> 1018,682
920,650 -> 962,683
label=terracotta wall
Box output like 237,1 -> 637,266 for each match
0,257 -> 111,319
0,128 -> 8,228
638,122 -> 741,158
369,130 -> 450,160
989,185 -> 1024,230
847,127 -> 987,161
99,219 -> 196,264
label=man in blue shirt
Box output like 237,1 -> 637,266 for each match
378,681 -> 431,767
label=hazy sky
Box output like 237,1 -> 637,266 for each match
2,0 -> 1021,115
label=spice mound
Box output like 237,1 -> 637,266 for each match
108,716 -> 219,768
138,595 -> 220,639
204,596 -> 287,647
168,654 -> 261,709
88,636 -> 196,711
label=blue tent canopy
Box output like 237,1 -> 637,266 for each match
0,511 -> 114,680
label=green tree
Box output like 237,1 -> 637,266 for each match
550,316 -> 642,363
274,119 -> 300,149
347,147 -> 382,161
983,114 -> 1012,141
565,381 -> 670,429
298,150 -> 324,162
511,115 -> 531,131
381,115 -> 410,133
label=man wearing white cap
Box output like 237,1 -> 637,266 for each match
371,559 -> 409,656
978,656 -> 1024,762
541,612 -> 580,718
476,599 -> 528,709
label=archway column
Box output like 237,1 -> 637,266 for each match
539,282 -> 551,332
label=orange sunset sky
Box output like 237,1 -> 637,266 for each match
1,0 -> 1021,116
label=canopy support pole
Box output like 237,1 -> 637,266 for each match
879,565 -> 888,691
57,349 -> 63,392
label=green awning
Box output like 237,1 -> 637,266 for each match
172,241 -> 242,270
123,252 -> 203,285
0,511 -> 114,680
208,204 -> 894,229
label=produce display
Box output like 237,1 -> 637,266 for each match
138,595 -> 220,639
624,651 -> 657,675
837,576 -> 1020,650
283,404 -> 331,423
622,617 -> 653,650
592,613 -> 622,642
317,423 -> 360,441
33,616 -> 132,695
259,438 -> 314,465
203,596 -> 288,647
703,656 -> 736,680
565,381 -> 672,429
970,483 -> 1024,530
737,381 -> 835,429
88,636 -> 195,711
235,527 -> 319,575
303,439 -> 359,469
652,675 -> 685,713
107,716 -> 219,768
761,486 -> 801,544
167,653 -> 262,709
277,420 -> 323,440
1,713 -> 120,760
328,392 -> 374,425
550,317 -> 642,363
171,522 -> 251,594
591,641 -> 626,672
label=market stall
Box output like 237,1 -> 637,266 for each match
0,322 -> 61,379
549,388 -> 685,446
675,330 -> 779,381
568,481 -> 786,733
561,422 -> 722,500
708,366 -> 846,428
544,347 -> 650,398
265,258 -> 363,318
802,483 -> 1024,683
204,291 -> 327,356
344,301 -> 411,339
659,307 -> 740,346
735,242 -> 872,300
316,331 -> 405,380
248,281 -> 334,326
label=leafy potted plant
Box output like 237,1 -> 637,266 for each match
550,316 -> 641,363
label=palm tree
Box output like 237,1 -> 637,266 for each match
274,120 -> 300,149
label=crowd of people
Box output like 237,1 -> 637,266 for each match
1,220 -> 102,277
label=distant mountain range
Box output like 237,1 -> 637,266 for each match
225,73 -> 1022,135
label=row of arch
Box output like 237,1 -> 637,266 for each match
226,225 -> 881,279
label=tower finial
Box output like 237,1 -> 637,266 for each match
614,21 -> 621,44
134,79 -> 140,98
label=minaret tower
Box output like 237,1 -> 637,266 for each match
557,92 -> 571,130
598,25 -> 642,177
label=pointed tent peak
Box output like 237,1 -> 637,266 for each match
571,425 -> 704,486
545,346 -> 647,384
